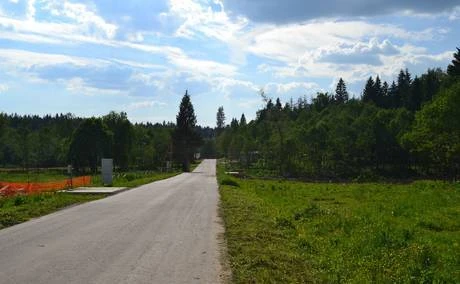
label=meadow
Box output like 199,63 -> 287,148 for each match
0,193 -> 106,229
218,169 -> 460,283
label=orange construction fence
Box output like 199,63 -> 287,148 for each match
0,176 -> 91,196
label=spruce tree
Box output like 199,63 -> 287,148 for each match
362,76 -> 376,103
374,76 -> 382,106
398,69 -> 411,108
388,81 -> 399,108
447,47 -> 460,76
335,78 -> 349,103
240,113 -> 247,126
275,98 -> 282,111
172,90 -> 201,172
381,81 -> 389,108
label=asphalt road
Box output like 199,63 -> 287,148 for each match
0,159 -> 225,284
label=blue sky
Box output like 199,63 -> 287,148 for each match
0,0 -> 459,126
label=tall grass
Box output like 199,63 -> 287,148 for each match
218,166 -> 460,283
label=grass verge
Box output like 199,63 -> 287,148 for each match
217,164 -> 460,283
0,192 -> 106,230
0,171 -> 69,182
90,171 -> 180,188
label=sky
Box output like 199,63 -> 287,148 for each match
0,0 -> 459,126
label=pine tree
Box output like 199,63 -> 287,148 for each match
447,47 -> 460,76
335,78 -> 349,103
173,90 -> 201,172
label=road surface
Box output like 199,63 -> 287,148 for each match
0,159 -> 226,283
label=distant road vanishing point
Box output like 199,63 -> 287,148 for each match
0,159 -> 225,284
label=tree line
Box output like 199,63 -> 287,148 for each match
0,102 -> 212,172
216,48 -> 460,180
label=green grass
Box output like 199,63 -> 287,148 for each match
90,171 -> 180,188
0,192 -> 106,230
0,169 -> 183,230
0,170 -> 69,183
218,166 -> 460,283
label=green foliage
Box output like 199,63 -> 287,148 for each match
103,111 -> 133,170
403,81 -> 460,179
68,117 -> 113,172
447,47 -> 460,77
218,168 -> 460,282
216,63 -> 456,180
0,112 -> 180,172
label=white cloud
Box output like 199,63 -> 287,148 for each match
167,49 -> 238,78
0,0 -> 118,46
167,0 -> 247,42
128,100 -> 167,110
264,81 -> 320,94
8,0 -> 19,4
449,6 -> 460,20
238,98 -> 263,109
26,0 -> 36,21
0,84 -> 8,93
0,48 -> 109,69
130,72 -> 166,89
245,21 -> 438,65
41,0 -> 117,39
63,77 -> 127,96
126,32 -> 144,42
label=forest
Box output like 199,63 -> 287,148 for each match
217,48 -> 460,181
0,111 -> 214,172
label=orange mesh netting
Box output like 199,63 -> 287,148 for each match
0,176 -> 91,196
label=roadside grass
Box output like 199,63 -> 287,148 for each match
90,171 -> 180,188
217,166 -> 460,283
0,168 -> 185,230
0,192 -> 106,230
0,170 -> 69,183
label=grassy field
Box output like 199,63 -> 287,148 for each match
218,167 -> 460,283
0,192 -> 106,230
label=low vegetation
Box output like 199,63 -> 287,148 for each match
0,193 -> 106,230
218,167 -> 460,283
0,170 -> 68,183
90,171 -> 180,188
